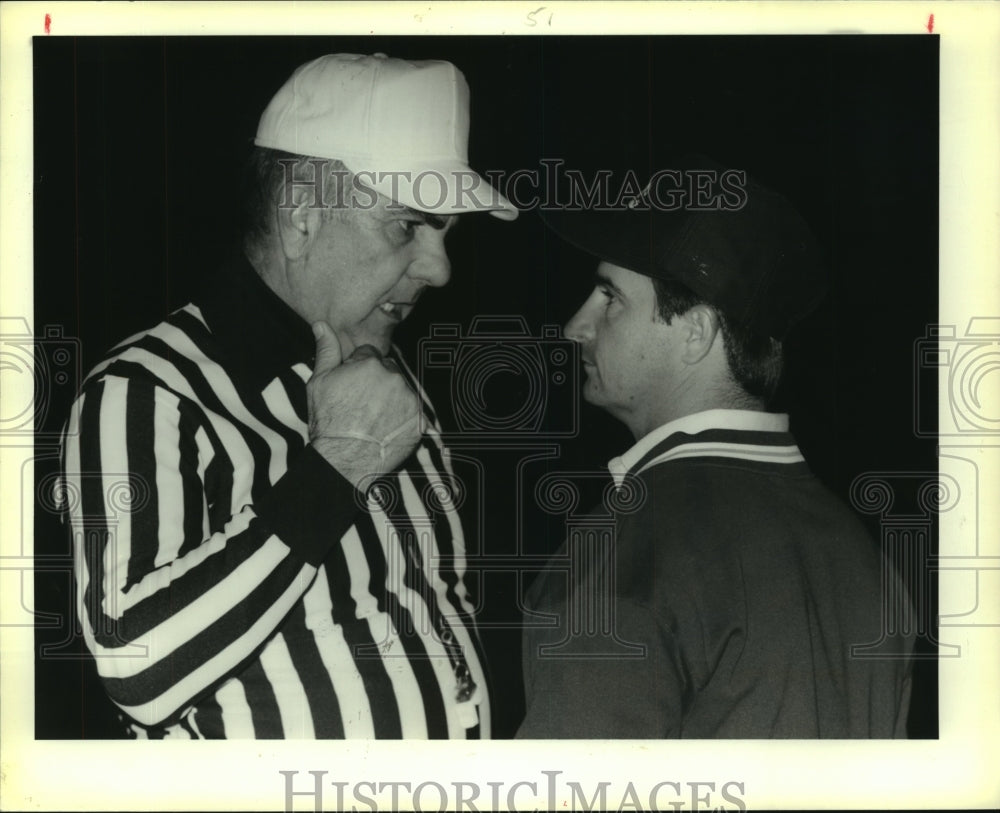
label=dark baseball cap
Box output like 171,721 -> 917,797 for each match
542,155 -> 826,340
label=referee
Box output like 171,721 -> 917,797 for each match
60,53 -> 516,739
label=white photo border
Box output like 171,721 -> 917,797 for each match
2,2 -> 998,810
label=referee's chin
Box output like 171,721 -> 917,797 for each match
337,323 -> 398,360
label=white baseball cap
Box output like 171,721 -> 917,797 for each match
255,53 -> 518,220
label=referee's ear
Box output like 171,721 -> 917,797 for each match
277,185 -> 324,261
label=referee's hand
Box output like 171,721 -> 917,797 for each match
307,321 -> 421,485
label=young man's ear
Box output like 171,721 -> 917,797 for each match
276,184 -> 324,261
679,304 -> 722,364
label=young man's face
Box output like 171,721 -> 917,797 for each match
287,186 -> 455,356
564,261 -> 689,438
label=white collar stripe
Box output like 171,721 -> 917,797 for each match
612,443 -> 805,488
607,411 -> 807,489
640,443 -> 804,470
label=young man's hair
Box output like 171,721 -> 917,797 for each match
241,147 -> 352,258
652,277 -> 784,402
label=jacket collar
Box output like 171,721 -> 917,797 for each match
192,251 -> 316,391
608,409 -> 805,488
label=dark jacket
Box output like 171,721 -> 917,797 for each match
518,414 -> 913,738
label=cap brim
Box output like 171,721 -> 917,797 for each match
342,158 -> 518,221
539,206 -> 666,278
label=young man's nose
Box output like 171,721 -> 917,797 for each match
563,299 -> 597,344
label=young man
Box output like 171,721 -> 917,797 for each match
61,53 -> 516,739
517,163 -> 913,738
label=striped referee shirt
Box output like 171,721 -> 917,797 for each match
60,256 -> 490,739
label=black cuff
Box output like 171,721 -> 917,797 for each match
255,445 -> 361,566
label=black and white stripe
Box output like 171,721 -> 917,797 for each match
62,266 -> 488,739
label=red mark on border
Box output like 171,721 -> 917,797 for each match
926,14 -> 934,33
44,13 -> 51,34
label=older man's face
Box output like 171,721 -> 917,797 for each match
289,188 -> 454,356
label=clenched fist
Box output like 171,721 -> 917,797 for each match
307,321 -> 422,487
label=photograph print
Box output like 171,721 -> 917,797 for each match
26,32 -> 942,749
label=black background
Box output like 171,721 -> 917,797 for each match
33,35 -> 938,739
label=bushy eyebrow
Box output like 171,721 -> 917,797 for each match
394,205 -> 449,231
422,212 -> 449,231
